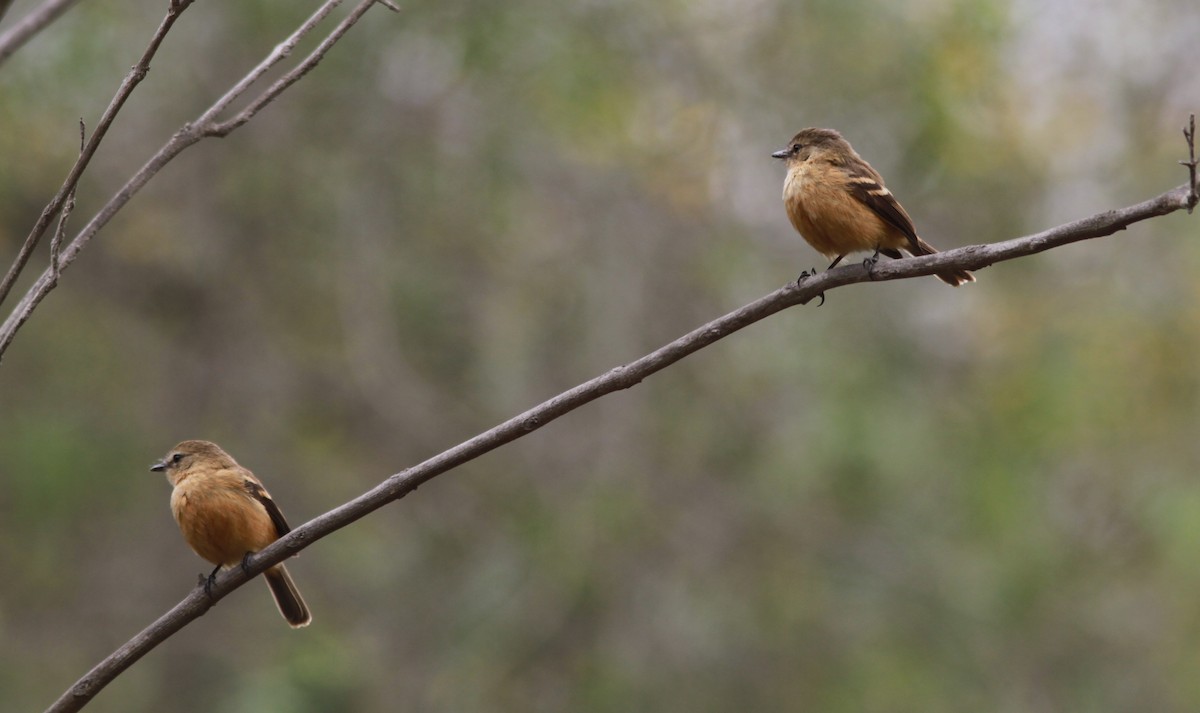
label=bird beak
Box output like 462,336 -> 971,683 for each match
150,459 -> 167,472
771,148 -> 789,159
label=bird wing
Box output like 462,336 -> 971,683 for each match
243,477 -> 292,537
843,163 -> 921,253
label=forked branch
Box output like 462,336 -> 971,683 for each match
0,0 -> 194,311
0,0 -> 396,363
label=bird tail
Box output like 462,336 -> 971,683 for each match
264,564 -> 312,628
912,237 -> 975,287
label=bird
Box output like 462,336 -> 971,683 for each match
772,127 -> 975,287
150,440 -> 312,628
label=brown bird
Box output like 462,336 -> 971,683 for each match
772,127 -> 974,287
151,440 -> 312,628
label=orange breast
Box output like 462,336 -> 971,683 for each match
171,478 -> 278,568
783,165 -> 899,259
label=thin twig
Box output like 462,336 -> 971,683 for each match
48,192 -> 74,284
0,0 -> 391,364
0,0 -> 86,67
45,180 -> 1194,713
0,0 -> 193,311
50,120 -> 85,279
1180,114 -> 1198,214
189,0 -> 349,133
206,0 -> 382,136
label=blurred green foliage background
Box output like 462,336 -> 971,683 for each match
1,0 -> 1198,710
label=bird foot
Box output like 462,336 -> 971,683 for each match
199,572 -> 217,600
862,254 -> 879,280
199,563 -> 222,599
795,269 -> 825,306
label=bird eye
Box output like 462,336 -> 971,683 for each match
171,453 -> 184,464
792,143 -> 802,152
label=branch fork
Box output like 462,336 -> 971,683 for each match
0,0 -> 397,364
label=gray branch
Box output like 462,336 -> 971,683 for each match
0,0 -> 194,313
45,179 -> 1194,713
0,0 -> 396,364
0,0 -> 86,67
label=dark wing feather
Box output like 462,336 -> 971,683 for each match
843,163 -> 922,253
244,478 -> 292,537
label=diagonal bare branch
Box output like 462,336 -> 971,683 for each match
0,0 -> 87,67
0,0 -> 194,312
191,0 -> 350,130
45,179 -> 1194,713
205,0 -> 381,136
0,0 -> 395,364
